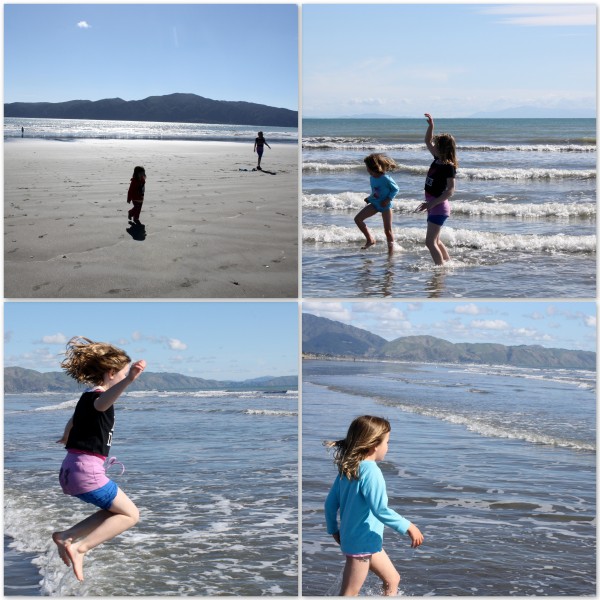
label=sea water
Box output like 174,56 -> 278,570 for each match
4,389 -> 298,596
302,359 -> 595,596
302,119 -> 596,298
4,117 -> 297,144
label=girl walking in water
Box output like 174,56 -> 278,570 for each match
324,415 -> 424,596
52,336 -> 146,581
417,113 -> 458,265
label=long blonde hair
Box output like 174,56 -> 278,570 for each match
324,415 -> 391,480
434,133 -> 458,168
61,336 -> 131,386
364,153 -> 397,175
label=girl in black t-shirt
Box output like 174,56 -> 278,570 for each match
416,113 -> 458,265
52,336 -> 146,582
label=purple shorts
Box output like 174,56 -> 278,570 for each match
425,192 -> 450,217
59,451 -> 111,496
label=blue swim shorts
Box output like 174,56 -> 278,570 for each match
75,480 -> 118,510
427,214 -> 448,226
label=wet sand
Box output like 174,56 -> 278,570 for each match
5,139 -> 298,298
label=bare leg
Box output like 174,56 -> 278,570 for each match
369,549 -> 401,596
340,555 -> 371,596
425,221 -> 446,265
381,209 -> 395,253
354,204 -> 379,249
58,489 -> 139,581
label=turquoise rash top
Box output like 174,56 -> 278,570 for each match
324,460 -> 411,555
366,174 -> 400,212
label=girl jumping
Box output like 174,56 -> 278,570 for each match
52,336 -> 146,581
354,153 -> 399,253
324,415 -> 424,596
417,113 -> 458,265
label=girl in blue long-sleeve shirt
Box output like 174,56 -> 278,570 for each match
354,154 -> 399,253
324,415 -> 424,596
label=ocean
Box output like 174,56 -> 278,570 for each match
302,118 -> 596,298
4,117 -> 298,144
4,389 -> 298,596
302,359 -> 596,596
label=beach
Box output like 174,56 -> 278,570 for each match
302,359 -> 595,596
5,389 -> 298,596
5,138 -> 298,298
302,118 -> 596,298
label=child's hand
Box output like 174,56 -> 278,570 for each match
382,199 -> 391,209
415,202 -> 428,213
332,532 -> 341,545
407,524 -> 424,548
56,435 -> 68,445
128,359 -> 146,382
364,197 -> 370,204
424,113 -> 434,126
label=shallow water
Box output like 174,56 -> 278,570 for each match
302,119 -> 596,298
302,359 -> 596,596
4,389 -> 298,596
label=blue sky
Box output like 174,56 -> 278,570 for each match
5,302 -> 298,379
303,4 -> 596,117
303,301 -> 596,352
5,4 -> 298,110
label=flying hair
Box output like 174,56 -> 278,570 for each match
364,153 -> 398,175
324,415 -> 391,480
61,336 -> 131,386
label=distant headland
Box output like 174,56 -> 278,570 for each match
4,93 -> 298,128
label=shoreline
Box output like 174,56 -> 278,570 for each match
5,138 -> 298,298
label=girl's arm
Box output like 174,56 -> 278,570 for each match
416,177 -> 455,212
94,359 -> 146,412
381,176 -> 400,208
424,113 -> 437,157
361,465 -> 412,534
56,416 -> 74,445
324,477 -> 341,536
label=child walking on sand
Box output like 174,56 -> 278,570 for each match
52,337 -> 146,582
416,114 -> 458,265
254,131 -> 271,170
127,166 -> 146,223
324,415 -> 424,596
354,154 -> 399,253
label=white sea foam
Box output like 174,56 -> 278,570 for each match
244,409 -> 298,417
303,224 -> 596,254
33,399 -> 77,411
303,193 -> 596,219
303,161 -> 596,180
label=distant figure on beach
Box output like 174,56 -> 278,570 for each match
416,114 -> 457,265
254,131 -> 271,170
127,166 -> 146,224
52,337 -> 146,582
21,126 -> 24,138
354,153 -> 399,254
324,416 -> 424,596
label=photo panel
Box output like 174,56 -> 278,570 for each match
302,301 -> 595,595
4,301 -> 298,595
5,4 -> 299,299
302,4 -> 596,298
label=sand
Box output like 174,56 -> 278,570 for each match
4,138 -> 298,298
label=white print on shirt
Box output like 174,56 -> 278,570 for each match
107,430 -> 113,447
426,176 -> 434,186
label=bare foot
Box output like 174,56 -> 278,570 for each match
52,532 -> 72,567
65,543 -> 85,581
361,239 -> 376,250
387,241 -> 395,254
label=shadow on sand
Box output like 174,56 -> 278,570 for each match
126,221 -> 147,241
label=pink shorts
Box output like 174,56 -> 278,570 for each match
425,192 -> 450,217
59,451 -> 111,496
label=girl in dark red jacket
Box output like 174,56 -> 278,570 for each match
127,166 -> 146,223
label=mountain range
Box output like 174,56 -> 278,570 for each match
303,314 -> 595,370
4,366 -> 297,394
4,93 -> 298,128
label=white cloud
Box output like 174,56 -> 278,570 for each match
455,303 -> 482,315
482,5 -> 595,27
302,302 -> 352,324
471,319 -> 509,331
585,315 -> 596,328
41,333 -> 68,345
77,21 -> 91,29
168,338 -> 188,351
